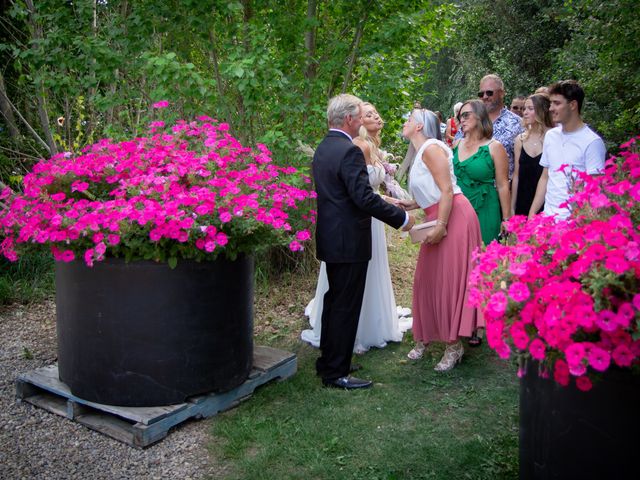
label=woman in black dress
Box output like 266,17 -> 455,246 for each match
510,94 -> 554,216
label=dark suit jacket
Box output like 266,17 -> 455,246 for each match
313,130 -> 406,263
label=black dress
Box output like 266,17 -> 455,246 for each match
515,145 -> 544,216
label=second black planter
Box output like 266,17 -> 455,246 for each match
519,361 -> 640,480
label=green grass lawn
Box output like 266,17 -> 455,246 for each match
207,232 -> 519,479
209,340 -> 518,480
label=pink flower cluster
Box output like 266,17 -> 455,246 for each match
469,137 -> 640,391
0,115 -> 316,266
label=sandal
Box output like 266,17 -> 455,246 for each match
407,342 -> 427,360
434,342 -> 464,372
468,328 -> 484,347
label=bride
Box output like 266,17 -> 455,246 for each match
301,102 -> 411,354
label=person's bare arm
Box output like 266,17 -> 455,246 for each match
421,144 -> 453,245
490,141 -> 511,222
510,135 -> 522,216
528,167 -> 549,219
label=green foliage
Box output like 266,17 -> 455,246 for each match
0,250 -> 54,305
421,0 -> 639,147
552,0 -> 640,146
422,0 -> 571,116
0,0 -> 448,180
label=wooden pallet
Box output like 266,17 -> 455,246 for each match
15,345 -> 296,448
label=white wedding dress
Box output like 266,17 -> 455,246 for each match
301,164 -> 412,353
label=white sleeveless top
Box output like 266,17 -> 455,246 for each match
409,138 -> 461,208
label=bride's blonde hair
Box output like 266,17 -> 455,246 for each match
358,102 -> 384,164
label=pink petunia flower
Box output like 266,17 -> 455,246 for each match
508,282 -> 530,302
575,376 -> 593,392
588,346 -> 611,372
529,339 -> 546,360
612,344 -> 634,367
486,291 -> 508,318
553,359 -> 570,386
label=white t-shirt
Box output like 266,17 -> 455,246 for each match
409,139 -> 461,209
540,125 -> 606,219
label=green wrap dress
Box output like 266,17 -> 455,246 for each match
452,144 -> 501,245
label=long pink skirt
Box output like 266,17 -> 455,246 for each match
412,194 -> 482,343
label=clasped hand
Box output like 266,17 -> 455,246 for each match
423,224 -> 446,245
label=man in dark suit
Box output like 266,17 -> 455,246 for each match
313,94 -> 415,390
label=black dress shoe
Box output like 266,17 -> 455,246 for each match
322,376 -> 373,390
349,363 -> 363,373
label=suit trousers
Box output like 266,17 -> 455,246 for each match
316,261 -> 368,380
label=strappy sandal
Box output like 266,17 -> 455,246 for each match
434,342 -> 464,372
407,342 -> 427,360
468,328 -> 485,347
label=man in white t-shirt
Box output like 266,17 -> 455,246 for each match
528,80 -> 606,220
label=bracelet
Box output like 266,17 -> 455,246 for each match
436,219 -> 447,227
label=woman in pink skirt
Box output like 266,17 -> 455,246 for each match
396,108 -> 482,371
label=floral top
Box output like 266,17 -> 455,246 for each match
493,108 -> 525,178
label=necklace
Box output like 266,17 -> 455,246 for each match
525,134 -> 543,148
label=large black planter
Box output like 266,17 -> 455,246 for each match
55,256 -> 254,407
520,361 -> 640,479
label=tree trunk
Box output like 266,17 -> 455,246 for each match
209,29 -> 227,114
0,71 -> 20,138
341,6 -> 370,94
24,0 -> 57,155
107,1 -> 130,126
1,87 -> 50,153
84,0 -> 98,142
303,0 -> 318,106
237,0 -> 252,143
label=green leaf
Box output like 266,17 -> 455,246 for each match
168,257 -> 178,269
232,65 -> 244,78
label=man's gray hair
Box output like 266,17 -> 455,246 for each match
327,94 -> 362,128
480,74 -> 504,90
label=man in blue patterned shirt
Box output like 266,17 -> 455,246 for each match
455,74 -> 524,178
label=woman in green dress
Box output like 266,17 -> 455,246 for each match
452,99 -> 510,245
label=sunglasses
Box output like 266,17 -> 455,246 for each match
458,111 -> 474,121
478,90 -> 494,98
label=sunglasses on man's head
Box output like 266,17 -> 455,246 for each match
478,90 -> 495,98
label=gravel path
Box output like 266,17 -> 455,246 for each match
0,300 -> 226,479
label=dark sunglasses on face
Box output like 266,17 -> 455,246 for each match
458,111 -> 474,121
478,90 -> 494,98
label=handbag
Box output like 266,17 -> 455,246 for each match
408,220 -> 439,244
